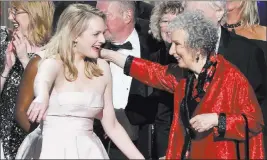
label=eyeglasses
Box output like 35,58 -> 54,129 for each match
159,20 -> 171,27
8,8 -> 27,16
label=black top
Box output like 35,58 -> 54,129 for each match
0,57 -> 27,159
0,26 -> 9,75
250,39 -> 267,63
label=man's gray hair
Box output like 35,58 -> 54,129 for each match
112,1 -> 135,22
150,1 -> 184,41
114,1 -> 135,15
168,10 -> 219,56
210,1 -> 227,23
183,1 -> 227,24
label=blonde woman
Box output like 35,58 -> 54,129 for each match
17,4 -> 144,159
224,1 -> 267,61
0,1 -> 54,159
225,1 -> 266,41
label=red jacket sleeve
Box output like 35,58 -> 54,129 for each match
214,73 -> 264,141
125,56 -> 178,93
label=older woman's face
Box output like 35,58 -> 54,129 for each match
169,29 -> 196,69
8,7 -> 30,36
159,13 -> 177,43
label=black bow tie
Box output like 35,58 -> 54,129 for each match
104,41 -> 133,51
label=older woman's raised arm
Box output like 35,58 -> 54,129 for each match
101,49 -> 178,93
15,55 -> 41,132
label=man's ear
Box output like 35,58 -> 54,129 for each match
123,9 -> 133,24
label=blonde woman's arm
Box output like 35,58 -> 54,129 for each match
27,58 -> 61,123
98,59 -> 144,159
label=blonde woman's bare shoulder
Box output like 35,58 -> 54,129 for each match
97,58 -> 111,77
253,25 -> 266,41
39,57 -> 63,70
97,58 -> 110,70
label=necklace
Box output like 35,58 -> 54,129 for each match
223,21 -> 242,29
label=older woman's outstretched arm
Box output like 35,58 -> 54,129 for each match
101,49 -> 178,93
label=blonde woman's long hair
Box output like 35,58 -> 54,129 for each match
240,1 -> 260,26
11,1 -> 54,46
43,4 -> 105,81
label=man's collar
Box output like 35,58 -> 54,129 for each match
114,28 -> 137,45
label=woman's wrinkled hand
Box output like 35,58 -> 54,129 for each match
100,48 -> 112,61
27,96 -> 49,123
189,113 -> 218,132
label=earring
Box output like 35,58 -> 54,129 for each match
73,41 -> 77,47
196,56 -> 199,63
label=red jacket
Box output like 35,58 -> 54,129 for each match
128,55 -> 264,159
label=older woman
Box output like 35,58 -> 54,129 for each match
100,10 -> 264,159
0,2 -> 54,159
149,1 -> 184,158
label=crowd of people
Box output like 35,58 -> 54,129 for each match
0,1 -> 266,159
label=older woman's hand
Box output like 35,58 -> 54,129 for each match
99,48 -> 111,61
189,113 -> 218,132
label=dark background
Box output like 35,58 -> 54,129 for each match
258,1 -> 267,26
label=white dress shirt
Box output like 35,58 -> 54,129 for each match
110,29 -> 141,110
215,26 -> 222,53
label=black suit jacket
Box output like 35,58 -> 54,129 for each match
124,18 -> 161,125
218,27 -> 267,127
149,43 -> 185,158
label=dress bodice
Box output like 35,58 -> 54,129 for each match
42,91 -> 104,136
17,91 -> 109,159
47,91 -> 104,118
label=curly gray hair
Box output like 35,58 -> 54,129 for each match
168,10 -> 219,56
149,1 -> 184,41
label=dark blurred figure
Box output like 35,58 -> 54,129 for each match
135,1 -> 153,20
258,1 -> 267,26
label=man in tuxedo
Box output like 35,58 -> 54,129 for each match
185,1 -> 267,155
96,1 -> 160,159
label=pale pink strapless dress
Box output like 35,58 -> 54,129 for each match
16,91 -> 109,159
